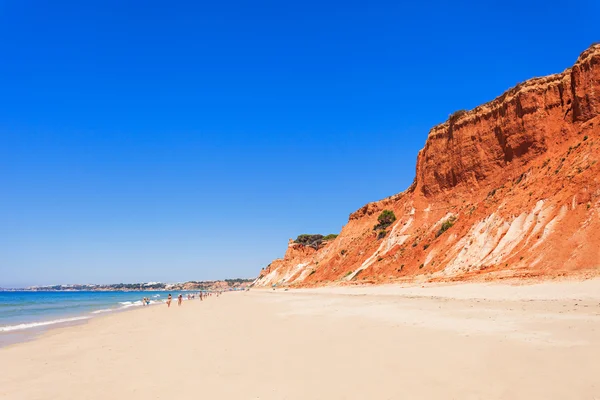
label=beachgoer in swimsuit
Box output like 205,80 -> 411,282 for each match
178,294 -> 183,306
167,294 -> 172,307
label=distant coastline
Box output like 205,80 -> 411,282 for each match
0,279 -> 254,292
0,281 -> 253,341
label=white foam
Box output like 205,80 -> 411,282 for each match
91,309 -> 114,314
0,316 -> 91,332
119,300 -> 144,309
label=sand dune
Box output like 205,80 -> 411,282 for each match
2,280 -> 600,399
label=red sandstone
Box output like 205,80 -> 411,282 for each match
255,44 -> 600,288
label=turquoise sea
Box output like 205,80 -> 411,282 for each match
0,291 -> 190,345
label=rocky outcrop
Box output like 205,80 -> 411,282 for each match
254,44 -> 600,288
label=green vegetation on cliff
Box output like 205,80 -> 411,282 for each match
373,210 -> 396,231
294,233 -> 338,249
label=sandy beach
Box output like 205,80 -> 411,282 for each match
2,280 -> 600,400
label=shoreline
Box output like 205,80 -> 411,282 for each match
0,300 -> 166,348
0,291 -> 190,347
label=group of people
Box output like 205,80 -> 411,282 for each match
163,291 -> 221,307
140,291 -> 224,308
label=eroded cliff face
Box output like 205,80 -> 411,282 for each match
254,44 -> 600,287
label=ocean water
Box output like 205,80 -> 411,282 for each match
0,291 -> 190,344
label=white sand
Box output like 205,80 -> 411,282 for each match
1,280 -> 600,399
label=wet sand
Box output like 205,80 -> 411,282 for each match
1,280 -> 600,399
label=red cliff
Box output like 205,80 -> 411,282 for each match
255,44 -> 600,287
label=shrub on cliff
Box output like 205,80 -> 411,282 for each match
295,233 -> 338,249
449,109 -> 467,123
294,234 -> 324,249
373,210 -> 396,231
436,216 -> 456,238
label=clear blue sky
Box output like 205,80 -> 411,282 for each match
0,0 -> 598,287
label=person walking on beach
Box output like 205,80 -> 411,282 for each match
166,294 -> 172,307
178,294 -> 183,306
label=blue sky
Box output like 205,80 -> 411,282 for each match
0,0 -> 598,287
